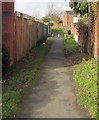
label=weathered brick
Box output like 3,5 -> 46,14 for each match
2,2 -> 15,65
63,11 -> 74,30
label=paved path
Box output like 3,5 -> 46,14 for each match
16,38 -> 89,118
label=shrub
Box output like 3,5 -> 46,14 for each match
51,28 -> 68,35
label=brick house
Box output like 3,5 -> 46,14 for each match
51,20 -> 63,28
63,10 -> 76,30
51,20 -> 58,28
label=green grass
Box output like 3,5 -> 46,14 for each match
64,35 -> 80,52
51,28 -> 68,35
63,34 -> 97,118
2,37 -> 54,118
73,59 -> 97,118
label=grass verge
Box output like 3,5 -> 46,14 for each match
73,59 -> 97,118
51,28 -> 68,35
63,35 -> 97,118
64,35 -> 80,52
2,37 -> 54,118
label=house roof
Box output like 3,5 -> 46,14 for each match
65,10 -> 76,16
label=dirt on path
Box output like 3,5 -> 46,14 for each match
16,37 -> 89,118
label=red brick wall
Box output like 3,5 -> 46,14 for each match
2,2 -> 15,65
52,21 -> 59,28
63,12 -> 73,29
94,11 -> 99,59
0,1 -> 2,45
71,4 -> 99,59
71,23 -> 78,43
71,21 -> 88,53
88,3 -> 99,59
68,15 -> 73,27
63,12 -> 67,27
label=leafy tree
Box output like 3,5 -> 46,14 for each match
43,16 -> 50,23
45,2 -> 63,26
69,2 -> 88,16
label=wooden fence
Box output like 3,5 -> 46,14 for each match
2,7 -> 49,65
15,12 -> 37,61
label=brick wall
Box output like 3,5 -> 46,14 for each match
71,21 -> 88,53
63,12 -> 67,27
2,2 -> 14,65
88,3 -> 99,59
71,3 -> 99,60
68,14 -> 73,28
0,1 -> 2,45
63,11 -> 73,30
52,21 -> 59,28
93,10 -> 99,59
71,23 -> 78,43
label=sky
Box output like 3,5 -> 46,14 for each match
15,0 -> 72,19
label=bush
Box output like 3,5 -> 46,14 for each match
51,28 -> 68,35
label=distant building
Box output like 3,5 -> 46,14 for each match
63,10 -> 77,30
73,16 -> 78,24
51,20 -> 63,28
51,20 -> 58,28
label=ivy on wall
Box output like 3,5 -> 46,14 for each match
90,2 -> 99,26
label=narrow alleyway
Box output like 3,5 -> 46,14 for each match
16,37 -> 89,118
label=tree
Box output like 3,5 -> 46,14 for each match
45,3 -> 63,26
52,9 -> 63,22
42,16 -> 50,23
69,2 -> 88,16
46,3 -> 55,17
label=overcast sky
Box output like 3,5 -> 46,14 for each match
15,0 -> 72,18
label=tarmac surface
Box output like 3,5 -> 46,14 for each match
16,37 -> 89,118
